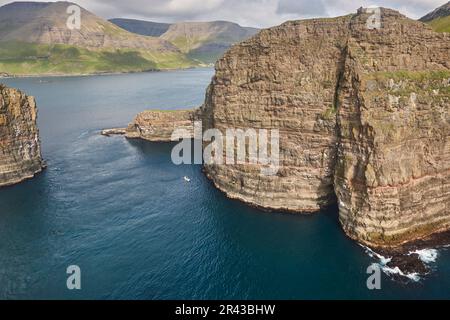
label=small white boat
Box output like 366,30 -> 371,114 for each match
184,176 -> 191,182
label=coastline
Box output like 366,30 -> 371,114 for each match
0,65 -> 213,79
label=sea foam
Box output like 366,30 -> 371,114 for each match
360,245 -> 438,282
409,249 -> 438,264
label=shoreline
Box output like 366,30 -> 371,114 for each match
0,65 -> 213,80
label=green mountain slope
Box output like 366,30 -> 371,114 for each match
0,1 -> 197,76
160,21 -> 259,63
109,19 -> 171,37
420,1 -> 450,32
0,41 -> 194,76
428,15 -> 450,32
110,18 -> 259,64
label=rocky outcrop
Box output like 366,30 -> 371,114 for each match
334,10 -> 450,248
0,85 -> 44,187
201,8 -> 450,247
125,109 -> 200,142
124,8 -> 449,250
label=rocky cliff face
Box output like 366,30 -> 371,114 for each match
200,15 -> 352,212
123,8 -> 449,249
201,8 -> 450,247
0,85 -> 44,187
334,10 -> 450,248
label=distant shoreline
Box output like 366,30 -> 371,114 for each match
0,66 -> 214,80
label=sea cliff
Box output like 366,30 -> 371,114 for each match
122,8 -> 450,251
201,8 -> 450,248
0,85 -> 44,187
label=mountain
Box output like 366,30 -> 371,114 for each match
0,1 -> 196,76
110,18 -> 259,64
160,21 -> 259,63
109,18 -> 170,37
420,1 -> 450,32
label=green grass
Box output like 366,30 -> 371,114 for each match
371,70 -> 450,81
169,35 -> 205,53
366,70 -> 450,98
427,15 -> 450,33
167,35 -> 235,64
187,50 -> 223,64
0,41 -> 198,76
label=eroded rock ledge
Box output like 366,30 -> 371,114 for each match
120,8 -> 449,252
102,109 -> 200,140
0,84 -> 45,187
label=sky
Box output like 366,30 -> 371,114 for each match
0,0 -> 446,27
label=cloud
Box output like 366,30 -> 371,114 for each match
165,0 -> 225,14
277,0 -> 328,17
0,0 -> 445,27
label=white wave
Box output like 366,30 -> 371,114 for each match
77,130 -> 90,139
359,244 -> 392,265
381,265 -> 421,282
360,245 -> 421,282
409,249 -> 438,264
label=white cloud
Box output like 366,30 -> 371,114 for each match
277,0 -> 328,17
166,0 -> 224,13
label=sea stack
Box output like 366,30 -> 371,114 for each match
201,8 -> 450,248
0,84 -> 44,187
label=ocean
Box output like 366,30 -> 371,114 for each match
1,68 -> 449,299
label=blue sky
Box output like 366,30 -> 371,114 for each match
0,0 -> 446,27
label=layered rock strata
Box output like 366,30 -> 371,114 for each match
200,15 -> 352,212
0,85 -> 44,187
202,8 -> 450,247
334,11 -> 450,248
125,8 -> 450,249
125,109 -> 199,142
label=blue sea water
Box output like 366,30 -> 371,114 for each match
1,69 -> 449,300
